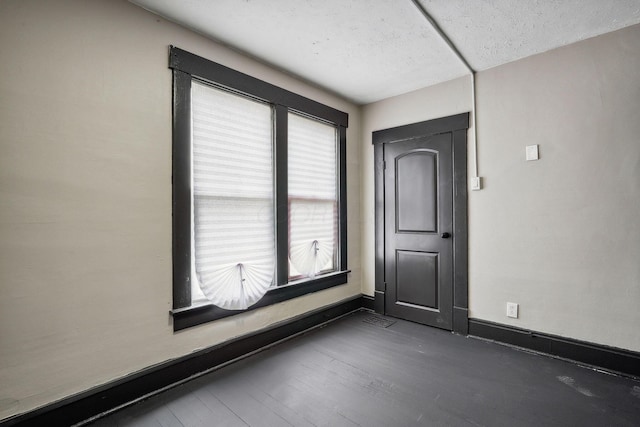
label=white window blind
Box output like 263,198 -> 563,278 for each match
191,81 -> 275,310
288,113 -> 338,279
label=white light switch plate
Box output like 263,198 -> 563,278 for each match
526,145 -> 539,161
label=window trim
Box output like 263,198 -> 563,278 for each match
169,46 -> 348,331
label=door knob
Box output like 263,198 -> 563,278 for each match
441,232 -> 451,238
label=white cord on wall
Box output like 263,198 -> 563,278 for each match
410,0 -> 480,183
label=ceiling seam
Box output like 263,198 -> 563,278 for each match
409,0 -> 480,178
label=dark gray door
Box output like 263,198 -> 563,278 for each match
384,133 -> 453,329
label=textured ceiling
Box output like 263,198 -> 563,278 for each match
131,0 -> 640,104
417,0 -> 640,71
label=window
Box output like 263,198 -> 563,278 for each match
190,82 -> 275,310
288,113 -> 338,280
170,47 -> 348,330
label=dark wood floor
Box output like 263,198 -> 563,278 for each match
88,311 -> 640,426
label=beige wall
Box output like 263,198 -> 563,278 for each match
0,0 -> 361,420
471,24 -> 640,351
361,24 -> 640,352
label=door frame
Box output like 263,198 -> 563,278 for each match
373,113 -> 470,335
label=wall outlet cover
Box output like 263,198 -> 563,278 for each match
507,302 -> 519,318
471,176 -> 482,191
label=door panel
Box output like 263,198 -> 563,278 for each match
384,133 -> 453,329
396,152 -> 437,232
396,250 -> 438,309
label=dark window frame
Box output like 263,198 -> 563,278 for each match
170,46 -> 349,331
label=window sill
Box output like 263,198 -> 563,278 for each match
171,270 -> 350,331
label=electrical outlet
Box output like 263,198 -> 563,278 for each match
506,302 -> 519,318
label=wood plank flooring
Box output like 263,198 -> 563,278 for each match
88,311 -> 640,426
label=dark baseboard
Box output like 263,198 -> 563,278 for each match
1,295 -> 366,427
468,318 -> 640,379
361,294 -> 375,311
